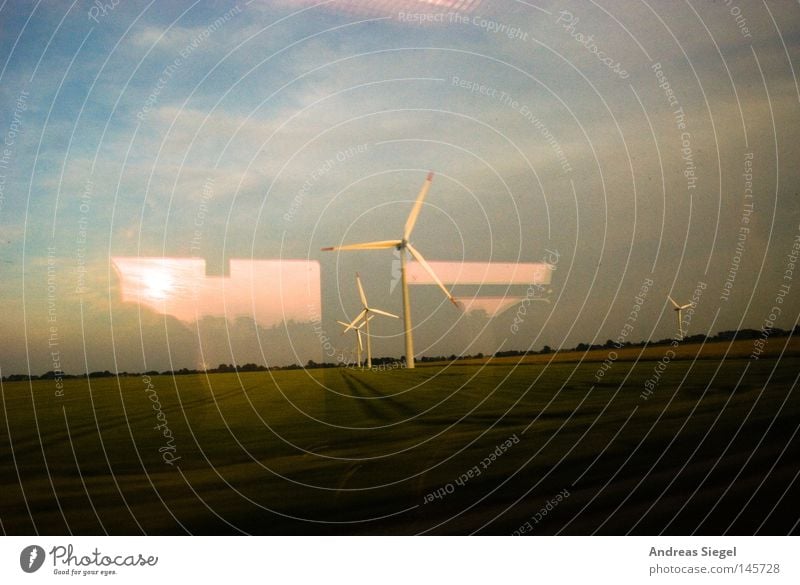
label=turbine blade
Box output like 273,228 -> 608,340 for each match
668,296 -> 681,309
406,243 -> 458,307
680,303 -> 694,310
403,172 -> 434,240
322,240 -> 402,252
356,329 -> 363,351
356,315 -> 374,329
344,309 -> 367,332
368,307 -> 399,319
336,320 -> 351,329
356,273 -> 368,308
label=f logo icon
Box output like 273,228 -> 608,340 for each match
20,545 -> 45,573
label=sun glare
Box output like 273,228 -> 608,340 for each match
144,269 -> 174,301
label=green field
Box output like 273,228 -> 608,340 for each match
1,354 -> 798,535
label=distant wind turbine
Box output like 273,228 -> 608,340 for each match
342,273 -> 398,368
337,315 -> 372,368
668,296 -> 695,340
322,172 -> 458,369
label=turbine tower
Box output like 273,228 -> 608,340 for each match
343,273 -> 398,368
322,172 -> 458,369
668,296 -> 695,340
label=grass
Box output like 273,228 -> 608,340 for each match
1,346 -> 798,535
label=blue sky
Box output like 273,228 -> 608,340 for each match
1,0 -> 799,374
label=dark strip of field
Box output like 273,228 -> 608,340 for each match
421,337 -> 800,366
1,354 -> 798,535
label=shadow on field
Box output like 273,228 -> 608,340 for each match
338,369 -> 418,420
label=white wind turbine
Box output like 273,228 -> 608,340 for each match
668,296 -> 695,340
337,315 -> 372,368
343,273 -> 398,368
322,172 -> 458,369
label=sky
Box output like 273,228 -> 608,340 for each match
0,0 -> 798,374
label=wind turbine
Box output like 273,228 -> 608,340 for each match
322,172 -> 458,369
337,315 -> 372,368
343,273 -> 398,368
668,296 -> 695,340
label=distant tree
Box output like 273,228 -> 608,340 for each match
495,350 -> 520,358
